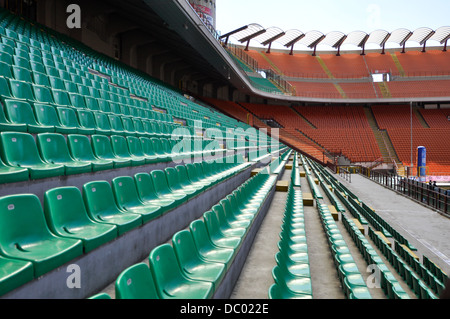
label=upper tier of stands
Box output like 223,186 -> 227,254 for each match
240,48 -> 450,99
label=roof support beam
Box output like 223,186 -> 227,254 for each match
219,25 -> 248,47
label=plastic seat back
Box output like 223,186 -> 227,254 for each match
0,131 -> 45,166
108,114 -> 125,134
111,135 -> 132,158
33,70 -> 51,87
82,180 -> 125,220
112,176 -> 145,210
127,136 -> 145,157
32,84 -> 54,104
56,107 -> 81,130
91,134 -> 116,159
0,57 -> 13,76
52,89 -> 72,107
66,134 -> 95,161
36,132 -> 75,164
33,104 -> 62,131
69,93 -> 87,109
12,65 -> 32,83
134,172 -> 159,202
43,186 -> 117,251
76,109 -> 97,132
93,111 -> 112,133
148,243 -> 213,299
0,193 -> 83,276
150,170 -> 171,196
3,99 -> 41,128
115,263 -> 160,299
164,167 -> 182,191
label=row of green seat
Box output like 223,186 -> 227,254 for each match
0,94 -> 181,137
290,152 -> 301,187
312,156 -> 448,298
269,149 -> 291,174
317,203 -> 372,299
269,181 -> 313,299
306,156 -> 400,298
393,241 -> 442,298
368,227 -> 437,299
0,131 -> 226,183
0,155 -> 251,296
90,166 -> 278,299
341,213 -> 410,299
423,255 -> 448,287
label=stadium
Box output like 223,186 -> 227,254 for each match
0,0 -> 449,304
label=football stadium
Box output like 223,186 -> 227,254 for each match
0,0 -> 449,304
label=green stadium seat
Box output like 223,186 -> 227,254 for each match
83,96 -> 100,112
272,265 -> 312,296
90,111 -> 111,135
13,56 -> 31,70
108,114 -> 127,136
133,172 -> 177,214
30,62 -> 46,74
175,164 -> 207,194
274,251 -> 311,277
0,255 -> 34,296
150,137 -> 171,162
51,89 -> 72,108
43,186 -> 117,253
32,84 -> 56,105
112,176 -> 162,223
67,134 -> 114,171
0,51 -> 13,65
36,133 -> 92,175
186,163 -> 212,188
0,43 -> 14,56
110,135 -> 145,166
212,203 -> 250,234
8,79 -> 36,103
75,109 -> 98,134
56,106 -> 90,134
115,262 -> 160,299
0,194 -> 83,277
172,230 -> 226,291
0,131 -> 65,179
150,170 -> 187,205
91,134 -> 131,168
139,137 -> 164,163
189,219 -> 235,270
148,243 -> 215,299
0,102 -> 27,134
33,103 -> 73,134
82,180 -> 143,236
48,76 -> 65,90
203,210 -> 242,249
0,156 -> 29,184
121,117 -> 139,136
12,65 -> 33,83
164,167 -> 199,199
3,99 -> 52,133
126,136 -> 151,164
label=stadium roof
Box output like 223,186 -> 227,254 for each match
220,24 -> 450,55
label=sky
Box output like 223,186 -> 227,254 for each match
214,0 -> 449,48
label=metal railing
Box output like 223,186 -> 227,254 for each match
357,167 -> 450,215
